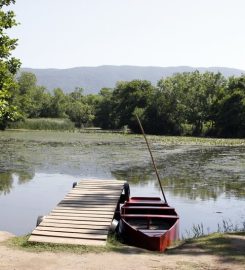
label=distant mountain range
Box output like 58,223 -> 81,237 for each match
21,65 -> 245,94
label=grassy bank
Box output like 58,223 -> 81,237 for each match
5,119 -> 245,145
6,233 -> 126,254
5,231 -> 245,262
8,118 -> 75,131
169,232 -> 245,264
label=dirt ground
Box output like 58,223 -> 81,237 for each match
0,231 -> 244,270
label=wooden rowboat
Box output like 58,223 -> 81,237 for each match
118,116 -> 179,251
119,196 -> 179,251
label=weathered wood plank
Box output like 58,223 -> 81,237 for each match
67,191 -> 122,196
60,198 -> 118,203
65,194 -> 119,199
49,212 -> 112,218
62,196 -> 118,201
57,203 -> 117,208
32,230 -> 107,240
67,190 -> 121,194
71,189 -> 122,193
74,184 -> 123,188
35,226 -> 108,235
77,179 -> 124,182
51,209 -> 114,215
44,215 -> 111,222
58,201 -> 116,206
68,190 -> 121,194
40,218 -> 109,226
71,185 -> 123,189
75,181 -> 123,184
54,206 -> 115,211
28,235 -> 106,246
73,188 -> 122,191
55,205 -> 117,212
39,222 -> 109,230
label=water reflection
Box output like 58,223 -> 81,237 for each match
112,146 -> 245,200
0,170 -> 34,195
0,172 -> 13,195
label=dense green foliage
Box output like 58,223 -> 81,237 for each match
8,70 -> 245,137
94,72 -> 245,137
0,0 -> 21,130
13,72 -> 98,128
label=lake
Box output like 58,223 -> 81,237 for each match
0,130 -> 244,237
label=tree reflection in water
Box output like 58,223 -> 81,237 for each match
112,147 -> 245,200
0,170 -> 34,195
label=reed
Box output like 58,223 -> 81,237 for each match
8,118 -> 75,131
184,219 -> 245,239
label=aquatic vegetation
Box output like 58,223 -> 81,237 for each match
0,130 -> 244,236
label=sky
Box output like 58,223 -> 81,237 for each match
6,0 -> 245,70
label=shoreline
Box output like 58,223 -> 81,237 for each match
0,230 -> 244,270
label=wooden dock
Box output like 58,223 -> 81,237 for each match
28,179 -> 126,246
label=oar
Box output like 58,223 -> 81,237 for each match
135,114 -> 168,204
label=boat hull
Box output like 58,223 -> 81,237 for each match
119,197 -> 179,251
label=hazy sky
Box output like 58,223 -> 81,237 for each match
7,0 -> 245,70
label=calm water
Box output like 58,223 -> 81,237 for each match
0,130 -> 244,237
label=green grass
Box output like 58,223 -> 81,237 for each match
186,232 -> 245,263
145,134 -> 245,146
5,233 -> 126,254
8,118 -> 75,131
6,231 -> 245,262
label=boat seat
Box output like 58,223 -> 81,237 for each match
125,202 -> 167,207
122,206 -> 175,210
121,214 -> 179,219
139,230 -> 168,237
140,229 -> 168,233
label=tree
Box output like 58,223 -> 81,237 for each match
49,88 -> 67,118
16,72 -> 37,116
157,71 -> 226,136
182,71 -> 226,135
0,0 -> 21,130
66,101 -> 94,128
111,80 -> 155,131
215,86 -> 245,138
66,88 -> 96,127
94,88 -> 114,129
15,72 -> 52,118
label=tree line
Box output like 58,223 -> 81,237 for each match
0,1 -> 244,137
6,70 -> 245,138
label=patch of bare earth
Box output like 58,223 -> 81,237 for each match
0,232 -> 244,270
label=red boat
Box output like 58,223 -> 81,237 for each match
119,196 -> 179,251
118,116 -> 179,251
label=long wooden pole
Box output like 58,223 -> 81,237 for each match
135,115 -> 168,204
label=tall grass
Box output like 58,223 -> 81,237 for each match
8,118 -> 75,131
184,219 -> 245,239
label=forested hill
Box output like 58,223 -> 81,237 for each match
21,65 -> 244,94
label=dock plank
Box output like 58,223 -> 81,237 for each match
39,222 -> 109,230
28,235 -> 106,246
50,212 -> 113,218
39,219 -> 109,225
35,226 -> 108,235
51,209 -> 114,215
45,215 -> 112,221
32,229 -> 107,240
38,221 -> 109,231
52,206 -> 114,213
